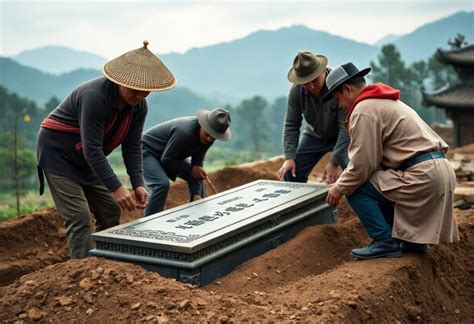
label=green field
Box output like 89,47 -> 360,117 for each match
0,190 -> 54,221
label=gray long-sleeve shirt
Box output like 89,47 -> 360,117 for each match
283,84 -> 349,166
37,77 -> 147,192
142,117 -> 212,181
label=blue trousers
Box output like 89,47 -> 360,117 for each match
346,180 -> 395,241
284,133 -> 348,182
143,152 -> 204,217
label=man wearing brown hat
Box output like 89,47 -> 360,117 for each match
277,51 -> 349,184
37,41 -> 176,259
323,62 -> 459,260
142,108 -> 231,216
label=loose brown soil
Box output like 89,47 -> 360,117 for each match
1,154 -> 473,322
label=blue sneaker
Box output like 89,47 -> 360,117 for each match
400,241 -> 430,253
351,239 -> 402,260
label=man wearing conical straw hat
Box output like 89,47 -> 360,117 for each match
37,41 -> 176,259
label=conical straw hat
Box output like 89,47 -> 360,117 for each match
102,40 -> 176,92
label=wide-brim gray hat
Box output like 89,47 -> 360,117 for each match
102,40 -> 176,92
197,108 -> 232,141
322,63 -> 371,103
288,51 -> 328,84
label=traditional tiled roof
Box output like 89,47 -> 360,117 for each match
436,45 -> 474,66
422,83 -> 474,109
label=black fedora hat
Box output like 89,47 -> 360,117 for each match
322,63 -> 371,102
196,108 -> 232,141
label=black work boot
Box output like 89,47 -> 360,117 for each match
351,238 -> 402,260
400,241 -> 431,253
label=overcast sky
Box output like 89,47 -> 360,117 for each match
0,0 -> 472,58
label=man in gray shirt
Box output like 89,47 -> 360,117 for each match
276,51 -> 349,184
142,108 -> 231,216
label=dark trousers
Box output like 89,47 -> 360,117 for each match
346,180 -> 395,240
143,152 -> 204,217
284,133 -> 348,182
45,171 -> 121,259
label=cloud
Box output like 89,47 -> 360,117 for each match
1,1 -> 472,57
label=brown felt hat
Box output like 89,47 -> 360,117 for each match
288,51 -> 328,84
196,108 -> 232,141
102,40 -> 176,92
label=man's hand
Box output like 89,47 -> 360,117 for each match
191,166 -> 207,180
134,186 -> 148,209
323,162 -> 340,184
112,185 -> 136,211
326,185 -> 343,207
277,159 -> 296,181
192,195 -> 202,201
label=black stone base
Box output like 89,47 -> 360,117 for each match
90,202 -> 336,286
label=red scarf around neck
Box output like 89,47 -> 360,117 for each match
347,83 -> 400,122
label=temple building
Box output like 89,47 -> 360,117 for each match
422,35 -> 474,147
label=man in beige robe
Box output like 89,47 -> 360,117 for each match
323,62 -> 459,260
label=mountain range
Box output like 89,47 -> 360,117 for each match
1,11 -> 472,111
14,46 -> 106,75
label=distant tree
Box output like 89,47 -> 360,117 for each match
413,53 -> 457,124
209,103 -> 255,165
235,96 -> 271,159
370,44 -> 449,124
0,148 -> 37,190
370,44 -> 412,92
268,96 -> 287,155
0,87 -> 40,191
0,86 -> 42,149
426,55 -> 457,90
370,44 -> 424,118
410,61 -> 429,85
0,133 -> 36,191
44,96 -> 61,113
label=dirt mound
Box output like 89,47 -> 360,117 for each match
0,208 -> 68,286
0,210 -> 472,322
0,154 -> 473,322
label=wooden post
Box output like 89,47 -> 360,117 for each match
13,114 -> 20,217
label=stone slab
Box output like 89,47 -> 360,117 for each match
90,180 -> 335,286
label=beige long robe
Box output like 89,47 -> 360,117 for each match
334,97 -> 459,244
